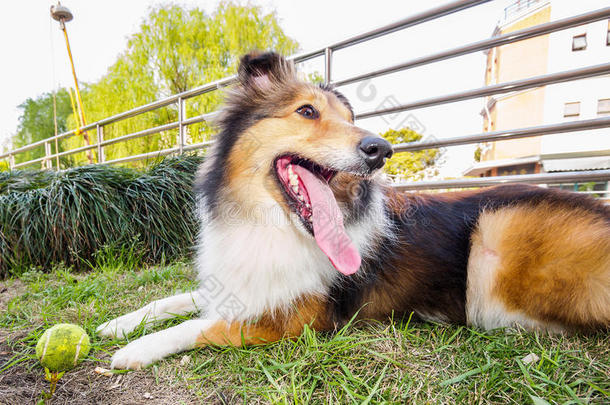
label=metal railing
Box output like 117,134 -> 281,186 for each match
2,0 -> 610,193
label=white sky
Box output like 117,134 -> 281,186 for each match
0,0 -> 515,175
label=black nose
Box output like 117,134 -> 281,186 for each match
358,136 -> 393,171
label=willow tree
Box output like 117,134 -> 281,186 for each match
65,2 -> 298,164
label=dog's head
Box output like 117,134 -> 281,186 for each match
198,51 -> 392,275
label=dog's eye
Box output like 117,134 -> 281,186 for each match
295,104 -> 319,120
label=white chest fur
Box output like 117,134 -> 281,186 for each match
195,188 -> 388,321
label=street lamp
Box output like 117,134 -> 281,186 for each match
50,2 -> 93,164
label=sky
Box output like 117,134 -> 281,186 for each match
0,0 -> 514,175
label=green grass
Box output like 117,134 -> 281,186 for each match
0,262 -> 608,404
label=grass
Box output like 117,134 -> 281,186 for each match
0,262 -> 608,404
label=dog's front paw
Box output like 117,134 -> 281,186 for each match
110,339 -> 158,370
97,313 -> 144,339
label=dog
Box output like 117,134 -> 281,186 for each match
97,52 -> 610,370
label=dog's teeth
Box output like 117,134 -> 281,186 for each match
297,194 -> 304,201
288,167 -> 299,187
292,185 -> 299,194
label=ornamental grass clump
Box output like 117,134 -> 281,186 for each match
0,155 -> 202,277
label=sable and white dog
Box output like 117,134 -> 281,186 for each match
97,52 -> 610,370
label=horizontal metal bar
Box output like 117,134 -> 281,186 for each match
8,115 -> 218,166
334,6 -> 610,87
100,122 -> 180,148
182,111 -> 218,126
0,129 -> 78,158
392,116 -> 610,153
182,140 -> 215,152
356,63 -> 610,120
97,77 -> 234,127
101,147 -> 180,165
13,156 -> 47,168
324,0 -> 491,55
163,77 -> 235,105
289,1 -> 490,62
289,49 -> 325,64
55,143 -> 97,158
578,190 -> 610,195
14,143 -> 102,169
393,170 -> 610,191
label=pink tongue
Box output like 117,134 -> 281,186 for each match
292,165 -> 361,275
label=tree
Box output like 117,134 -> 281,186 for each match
11,89 -> 73,166
380,127 -> 441,182
474,145 -> 482,162
65,2 -> 298,164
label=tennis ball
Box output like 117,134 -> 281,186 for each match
36,323 -> 90,372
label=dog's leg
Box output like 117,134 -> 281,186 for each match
110,296 -> 330,369
97,291 -> 208,338
110,319 -> 214,369
110,319 -> 286,370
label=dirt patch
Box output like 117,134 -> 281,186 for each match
0,332 -> 203,405
0,279 -> 26,312
0,359 -> 203,405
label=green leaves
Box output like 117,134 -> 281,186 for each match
380,127 -> 442,182
11,89 -> 72,166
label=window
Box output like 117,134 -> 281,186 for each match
598,98 -> 610,115
563,102 -> 580,117
572,33 -> 587,51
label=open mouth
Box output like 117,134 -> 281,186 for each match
274,155 -> 361,276
274,155 -> 335,232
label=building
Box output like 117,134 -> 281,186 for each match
465,0 -> 610,195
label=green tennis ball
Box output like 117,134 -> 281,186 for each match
36,324 -> 90,372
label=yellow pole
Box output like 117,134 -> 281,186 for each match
67,88 -> 81,129
60,19 -> 93,163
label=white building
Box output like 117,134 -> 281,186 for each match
541,0 -> 610,174
465,0 -> 609,195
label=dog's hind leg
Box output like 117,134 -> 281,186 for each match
97,291 -> 209,338
466,204 -> 610,331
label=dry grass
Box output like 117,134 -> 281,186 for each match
1,262 -> 608,404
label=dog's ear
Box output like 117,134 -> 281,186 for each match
238,51 -> 294,91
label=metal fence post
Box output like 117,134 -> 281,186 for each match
324,47 -> 333,84
97,124 -> 105,163
178,97 -> 185,154
44,141 -> 52,170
